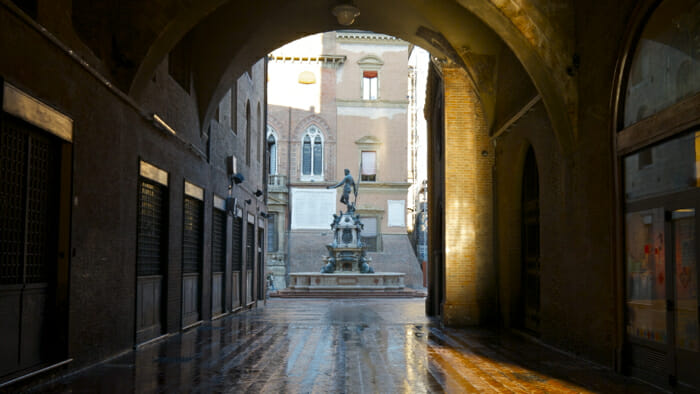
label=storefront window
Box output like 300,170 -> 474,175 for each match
673,209 -> 698,351
624,131 -> 700,202
625,209 -> 667,343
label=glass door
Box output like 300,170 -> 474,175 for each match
670,209 -> 699,389
623,130 -> 700,390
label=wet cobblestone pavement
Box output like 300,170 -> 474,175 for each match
34,299 -> 659,393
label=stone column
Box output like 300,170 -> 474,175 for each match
441,66 -> 496,326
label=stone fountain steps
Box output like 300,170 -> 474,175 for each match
270,272 -> 425,298
270,289 -> 427,298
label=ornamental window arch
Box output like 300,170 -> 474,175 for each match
266,126 -> 278,175
358,55 -> 383,100
301,125 -> 324,181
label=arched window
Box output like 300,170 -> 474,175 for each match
301,125 -> 323,180
618,1 -> 700,386
257,103 -> 262,162
623,1 -> 700,127
267,126 -> 277,175
245,101 -> 251,165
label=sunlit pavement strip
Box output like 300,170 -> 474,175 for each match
35,299 -> 660,393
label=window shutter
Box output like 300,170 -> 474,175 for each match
363,71 -> 378,78
361,151 -> 376,175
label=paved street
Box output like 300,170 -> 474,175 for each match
34,299 -> 658,393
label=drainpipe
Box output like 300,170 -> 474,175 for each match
285,106 -> 292,287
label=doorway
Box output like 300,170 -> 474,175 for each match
0,114 -> 68,376
521,147 -> 540,334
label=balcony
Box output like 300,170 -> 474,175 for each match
268,174 -> 288,193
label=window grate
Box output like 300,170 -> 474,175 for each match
183,196 -> 203,274
0,116 -> 60,285
232,216 -> 243,271
0,118 -> 28,284
137,179 -> 167,276
25,132 -> 59,283
212,209 -> 226,273
246,222 -> 254,270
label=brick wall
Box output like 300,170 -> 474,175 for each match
442,66 -> 496,326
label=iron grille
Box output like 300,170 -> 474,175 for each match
0,118 -> 27,284
0,115 -> 60,285
231,216 -> 243,271
25,131 -> 59,283
212,209 -> 226,273
183,196 -> 203,274
246,222 -> 254,270
137,179 -> 167,276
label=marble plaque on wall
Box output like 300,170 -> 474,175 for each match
387,200 -> 405,227
291,188 -> 336,229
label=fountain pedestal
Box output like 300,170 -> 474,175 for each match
272,206 -> 423,298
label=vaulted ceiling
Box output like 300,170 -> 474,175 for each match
68,0 -> 576,150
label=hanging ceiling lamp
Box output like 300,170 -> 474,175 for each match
332,4 -> 360,26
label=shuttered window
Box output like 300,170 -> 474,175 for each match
361,151 -> 376,182
183,196 -> 203,274
1,116 -> 61,284
246,222 -> 255,270
232,216 -> 243,271
212,208 -> 226,273
136,179 -> 168,276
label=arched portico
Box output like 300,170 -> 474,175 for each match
67,0 -> 576,157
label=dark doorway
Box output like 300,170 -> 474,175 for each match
135,170 -> 168,344
245,220 -> 255,305
0,114 -> 67,376
257,227 -> 265,300
231,215 -> 243,310
182,194 -> 203,327
211,207 -> 226,316
521,147 -> 540,334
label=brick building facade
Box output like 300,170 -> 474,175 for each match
265,32 -> 424,290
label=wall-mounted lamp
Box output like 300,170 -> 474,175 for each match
332,4 -> 360,26
226,172 -> 245,216
245,199 -> 252,205
231,172 -> 245,185
254,189 -> 263,197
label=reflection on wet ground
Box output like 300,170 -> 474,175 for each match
34,299 -> 658,393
